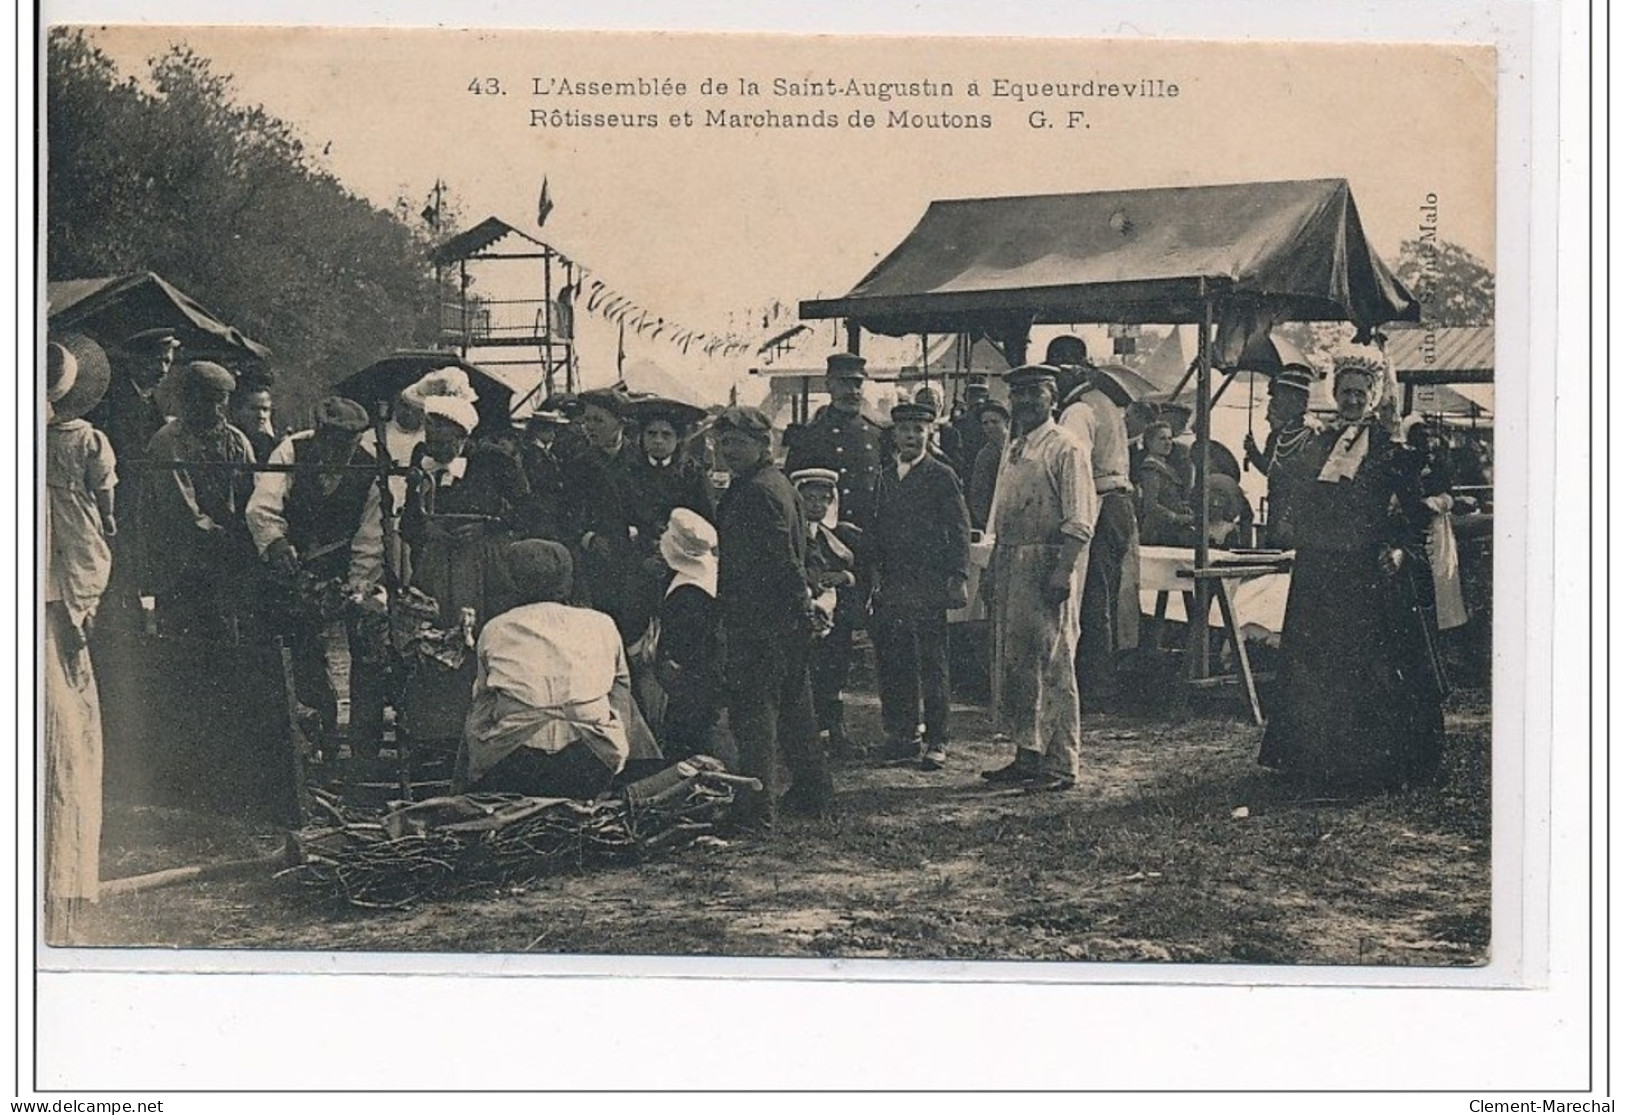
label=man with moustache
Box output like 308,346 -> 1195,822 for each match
783,352 -> 886,531
981,365 -> 1097,792
714,406 -> 832,831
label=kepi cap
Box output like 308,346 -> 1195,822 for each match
1272,368 -> 1314,396
824,352 -> 867,380
124,327 -> 181,353
1005,363 -> 1060,389
890,401 -> 937,424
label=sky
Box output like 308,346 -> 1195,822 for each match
73,26 -> 1499,402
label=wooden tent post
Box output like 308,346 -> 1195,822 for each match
1194,285 -> 1213,678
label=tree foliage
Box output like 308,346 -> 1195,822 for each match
1274,237 -> 1494,374
1393,237 -> 1495,327
46,29 -> 453,422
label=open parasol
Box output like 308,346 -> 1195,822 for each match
334,351 -> 514,433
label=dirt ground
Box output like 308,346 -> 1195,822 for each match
72,675 -> 1492,967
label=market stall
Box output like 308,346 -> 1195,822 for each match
801,177 -> 1420,714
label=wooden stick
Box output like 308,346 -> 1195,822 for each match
100,841 -> 296,898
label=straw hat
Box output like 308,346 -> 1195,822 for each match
46,333 -> 112,421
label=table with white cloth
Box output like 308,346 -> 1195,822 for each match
1136,545 -> 1295,725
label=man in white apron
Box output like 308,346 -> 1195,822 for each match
982,364 -> 1097,791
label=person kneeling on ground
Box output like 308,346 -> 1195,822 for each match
453,540 -> 635,800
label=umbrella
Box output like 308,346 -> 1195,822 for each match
1231,331 -> 1312,377
1223,331 -> 1313,469
334,351 -> 514,433
1090,363 -> 1160,408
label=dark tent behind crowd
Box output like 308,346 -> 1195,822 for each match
800,178 -> 1418,341
47,271 -> 273,368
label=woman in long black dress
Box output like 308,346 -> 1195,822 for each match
1258,356 -> 1447,791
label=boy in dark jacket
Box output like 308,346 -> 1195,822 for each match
869,401 -> 972,770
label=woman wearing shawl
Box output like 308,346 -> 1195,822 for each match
44,340 -> 117,943
1258,354 -> 1447,791
398,388 -> 528,742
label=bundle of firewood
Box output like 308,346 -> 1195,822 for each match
282,759 -> 758,909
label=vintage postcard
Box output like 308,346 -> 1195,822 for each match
40,22 -> 1502,962
28,7 -> 1577,1095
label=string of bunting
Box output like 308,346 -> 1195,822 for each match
578,271 -> 767,359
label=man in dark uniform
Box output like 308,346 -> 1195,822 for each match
1243,366 -> 1319,547
512,408 -> 572,542
563,388 -> 645,641
90,327 -> 179,467
783,353 -> 885,756
714,406 -> 832,831
945,379 -> 992,477
869,400 -> 971,770
783,352 -> 887,531
90,328 -> 181,620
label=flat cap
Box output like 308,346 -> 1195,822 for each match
825,352 -> 867,379
890,401 -> 937,425
576,388 -> 627,417
507,539 -> 575,604
713,405 -> 773,439
1004,364 -> 1060,388
789,467 -> 840,488
316,395 -> 371,433
182,360 -> 237,393
975,398 -> 1010,420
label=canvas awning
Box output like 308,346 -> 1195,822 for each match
47,272 -> 272,363
800,178 -> 1418,337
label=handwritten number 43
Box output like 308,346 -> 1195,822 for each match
468,78 -> 504,95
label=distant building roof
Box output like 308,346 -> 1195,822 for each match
1385,324 -> 1494,383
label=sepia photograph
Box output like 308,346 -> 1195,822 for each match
37,22 -> 1507,978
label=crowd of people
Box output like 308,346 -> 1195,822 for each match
42,325 -> 1476,938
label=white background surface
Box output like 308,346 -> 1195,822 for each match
10,0 -> 1600,1106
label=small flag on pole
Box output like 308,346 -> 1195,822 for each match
537,177 -> 555,228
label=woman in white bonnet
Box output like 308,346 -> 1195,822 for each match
1258,351 -> 1448,792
